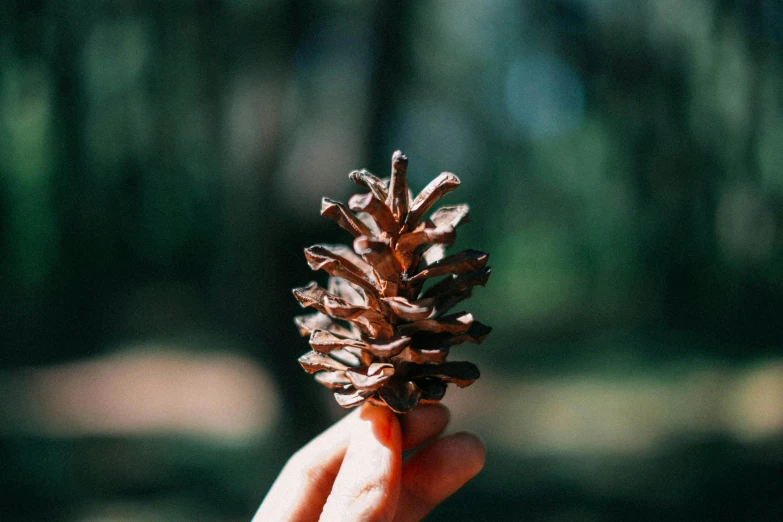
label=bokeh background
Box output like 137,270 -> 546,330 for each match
2,0 -> 783,520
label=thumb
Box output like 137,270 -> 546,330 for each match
319,404 -> 402,522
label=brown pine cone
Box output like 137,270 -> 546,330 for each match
293,150 -> 491,414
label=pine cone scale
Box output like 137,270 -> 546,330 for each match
405,172 -> 461,227
349,169 -> 389,202
407,249 -> 489,282
387,151 -> 410,221
349,193 -> 398,234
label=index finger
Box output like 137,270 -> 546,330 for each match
319,404 -> 402,521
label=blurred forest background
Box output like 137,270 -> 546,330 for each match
1,0 -> 783,520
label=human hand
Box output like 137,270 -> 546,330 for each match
252,403 -> 485,521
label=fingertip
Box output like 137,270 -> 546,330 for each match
400,432 -> 486,509
406,403 -> 450,427
400,403 -> 451,450
450,431 -> 486,476
359,403 -> 402,448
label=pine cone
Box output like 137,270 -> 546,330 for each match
293,150 -> 491,414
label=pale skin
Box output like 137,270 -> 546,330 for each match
253,403 -> 485,522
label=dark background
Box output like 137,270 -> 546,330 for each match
1,1 -> 782,520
